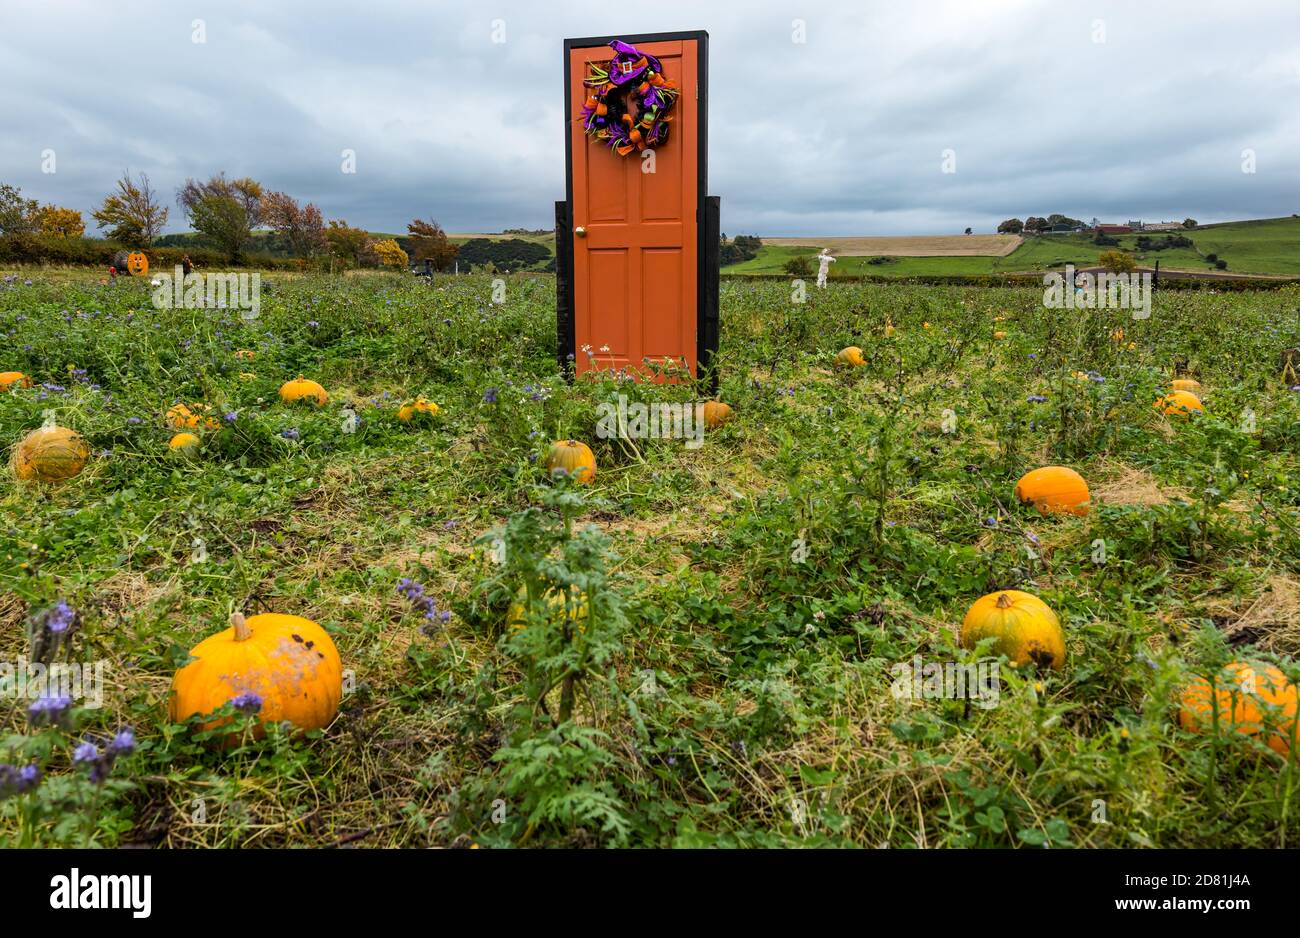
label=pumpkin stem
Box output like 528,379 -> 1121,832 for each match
995,592 -> 1013,609
231,612 -> 252,641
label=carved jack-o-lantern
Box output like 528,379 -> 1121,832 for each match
126,252 -> 149,277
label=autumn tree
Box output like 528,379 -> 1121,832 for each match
176,174 -> 263,261
261,190 -> 327,257
324,219 -> 369,266
33,205 -> 85,238
0,183 -> 39,235
92,172 -> 168,246
1098,249 -> 1137,273
406,218 -> 458,270
371,238 -> 409,269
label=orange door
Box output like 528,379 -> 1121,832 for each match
568,38 -> 699,380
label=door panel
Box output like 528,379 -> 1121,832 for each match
569,38 -> 698,380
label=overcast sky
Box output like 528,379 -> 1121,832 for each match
2,0 -> 1298,236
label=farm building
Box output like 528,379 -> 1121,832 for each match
1095,224 -> 1133,235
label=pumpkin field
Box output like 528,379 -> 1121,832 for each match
4,269 -> 1300,848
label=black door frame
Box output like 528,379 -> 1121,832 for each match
557,30 -> 719,390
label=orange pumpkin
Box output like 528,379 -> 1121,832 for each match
126,252 -> 149,276
14,424 -> 90,483
234,349 -> 256,361
1179,661 -> 1298,758
169,432 -> 201,455
1155,389 -> 1204,418
1014,466 -> 1091,517
169,612 -> 342,736
545,440 -> 596,484
835,346 -> 865,367
165,403 -> 220,431
279,375 -> 328,406
700,400 -> 733,430
961,590 -> 1066,669
0,371 -> 32,391
397,397 -> 439,423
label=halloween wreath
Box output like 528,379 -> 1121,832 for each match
580,40 -> 680,156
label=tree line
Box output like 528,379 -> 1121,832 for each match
0,173 -> 460,271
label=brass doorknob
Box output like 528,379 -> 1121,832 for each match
574,226 -> 586,237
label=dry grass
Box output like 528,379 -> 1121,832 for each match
762,235 -> 1023,257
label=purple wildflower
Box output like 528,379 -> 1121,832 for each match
482,387 -> 498,404
108,728 -> 136,755
0,763 -> 41,798
72,742 -> 98,764
27,696 -> 72,728
280,428 -> 300,441
126,416 -> 142,425
1027,395 -> 1048,403
223,411 -> 238,423
44,600 -> 75,634
230,692 -> 263,714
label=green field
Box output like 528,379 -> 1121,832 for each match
3,270 -> 1300,848
729,217 -> 1300,278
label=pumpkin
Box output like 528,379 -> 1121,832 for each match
835,346 -> 865,367
1014,466 -> 1091,517
234,349 -> 256,361
699,400 -> 733,430
169,612 -> 342,736
397,397 -> 440,423
993,330 -> 1007,340
960,590 -> 1066,669
506,586 -> 588,633
169,432 -> 201,454
126,252 -> 149,276
1171,377 -> 1202,393
1179,661 -> 1298,758
1155,389 -> 1204,418
545,439 -> 596,484
280,375 -> 328,406
166,403 -> 220,431
14,424 -> 90,483
0,371 -> 32,391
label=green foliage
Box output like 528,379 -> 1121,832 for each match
1,270 -> 1299,848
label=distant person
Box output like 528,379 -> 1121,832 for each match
108,265 -> 117,284
181,254 -> 193,277
816,248 -> 835,288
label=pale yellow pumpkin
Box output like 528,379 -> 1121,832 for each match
1171,378 -> 1202,393
14,425 -> 90,483
545,440 -> 596,484
835,346 -> 865,367
960,590 -> 1066,669
169,612 -> 342,735
506,586 -> 588,633
169,432 -> 201,454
